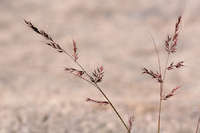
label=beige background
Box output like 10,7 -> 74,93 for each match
0,0 -> 200,133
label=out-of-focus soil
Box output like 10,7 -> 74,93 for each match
0,0 -> 200,133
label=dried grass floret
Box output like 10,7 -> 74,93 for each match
128,114 -> 135,133
163,86 -> 181,100
195,117 -> 200,133
142,68 -> 162,83
24,20 -> 53,41
65,67 -> 84,77
167,61 -> 184,70
91,66 -> 104,83
164,16 -> 182,54
86,98 -> 109,105
72,40 -> 78,61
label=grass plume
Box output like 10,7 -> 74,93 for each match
24,19 -> 131,133
143,16 -> 183,133
24,16 -> 199,133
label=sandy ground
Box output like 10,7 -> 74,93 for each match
0,0 -> 200,133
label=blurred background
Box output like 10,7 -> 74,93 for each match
0,0 -> 200,133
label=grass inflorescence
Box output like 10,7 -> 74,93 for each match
24,16 -> 199,133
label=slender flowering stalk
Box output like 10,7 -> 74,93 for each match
127,114 -> 134,133
195,117 -> 200,133
72,40 -> 78,61
24,19 -> 130,133
143,16 -> 183,133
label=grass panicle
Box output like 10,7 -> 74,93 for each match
25,16 -> 200,133
24,19 -> 131,133
142,16 -> 183,133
